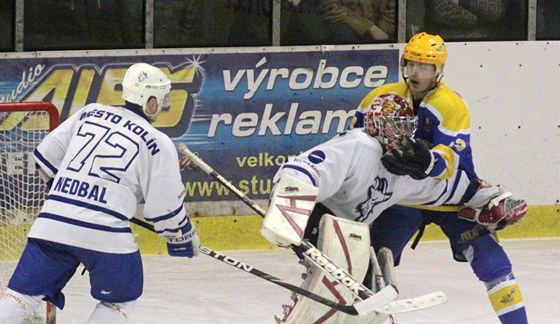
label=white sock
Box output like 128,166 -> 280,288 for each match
0,296 -> 25,324
87,301 -> 136,324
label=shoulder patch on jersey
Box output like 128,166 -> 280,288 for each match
308,150 -> 326,164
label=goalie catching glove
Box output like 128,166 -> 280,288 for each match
381,137 -> 435,180
459,180 -> 528,232
165,218 -> 200,258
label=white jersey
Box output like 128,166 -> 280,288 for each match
30,103 -> 187,254
274,128 -> 470,225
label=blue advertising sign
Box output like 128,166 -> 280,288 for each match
0,48 -> 399,202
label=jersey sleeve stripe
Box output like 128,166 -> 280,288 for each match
37,212 -> 132,233
154,215 -> 190,235
33,149 -> 59,175
147,204 -> 184,223
443,170 -> 465,204
47,194 -> 129,221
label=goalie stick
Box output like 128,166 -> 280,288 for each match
369,247 -> 448,316
178,144 -> 397,315
129,217 -> 383,315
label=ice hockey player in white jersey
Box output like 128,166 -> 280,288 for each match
261,94 -> 527,323
0,63 -> 199,324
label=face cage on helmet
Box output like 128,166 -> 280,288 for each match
367,111 -> 418,150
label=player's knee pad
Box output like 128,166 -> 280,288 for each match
87,300 -> 137,324
0,288 -> 44,322
462,234 -> 512,283
276,214 -> 388,324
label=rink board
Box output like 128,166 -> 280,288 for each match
133,205 -> 558,254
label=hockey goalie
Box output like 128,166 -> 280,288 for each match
261,94 -> 528,323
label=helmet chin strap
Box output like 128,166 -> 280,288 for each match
434,72 -> 444,87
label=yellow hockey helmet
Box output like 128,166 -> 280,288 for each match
402,32 -> 447,74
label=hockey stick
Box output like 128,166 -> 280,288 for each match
370,247 -> 397,322
369,247 -> 448,315
178,144 -> 398,315
130,217 -> 366,315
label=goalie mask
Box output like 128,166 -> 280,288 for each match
122,63 -> 171,122
364,93 -> 417,151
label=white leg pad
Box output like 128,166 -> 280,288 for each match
0,288 -> 43,323
87,300 -> 137,324
0,297 -> 25,324
277,214 -> 389,324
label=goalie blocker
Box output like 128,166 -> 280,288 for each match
261,175 -> 319,247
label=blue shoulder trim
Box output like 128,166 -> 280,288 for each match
34,150 -> 58,175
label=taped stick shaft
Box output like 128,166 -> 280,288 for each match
179,146 -> 266,216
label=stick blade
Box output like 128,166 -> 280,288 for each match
353,285 -> 399,316
376,290 -> 447,314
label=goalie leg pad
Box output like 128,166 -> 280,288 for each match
277,214 -> 388,324
261,175 -> 319,246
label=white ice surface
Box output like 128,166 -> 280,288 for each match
55,239 -> 559,323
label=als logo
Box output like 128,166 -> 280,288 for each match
355,176 -> 392,222
6,59 -> 204,138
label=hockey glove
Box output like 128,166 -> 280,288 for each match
459,180 -> 528,232
381,137 -> 435,180
166,219 -> 200,258
179,152 -> 199,171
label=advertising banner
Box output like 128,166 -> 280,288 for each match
0,48 -> 400,204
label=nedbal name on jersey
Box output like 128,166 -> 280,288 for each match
53,176 -> 108,204
79,108 -> 160,155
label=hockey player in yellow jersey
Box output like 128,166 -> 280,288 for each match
352,32 -> 529,323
